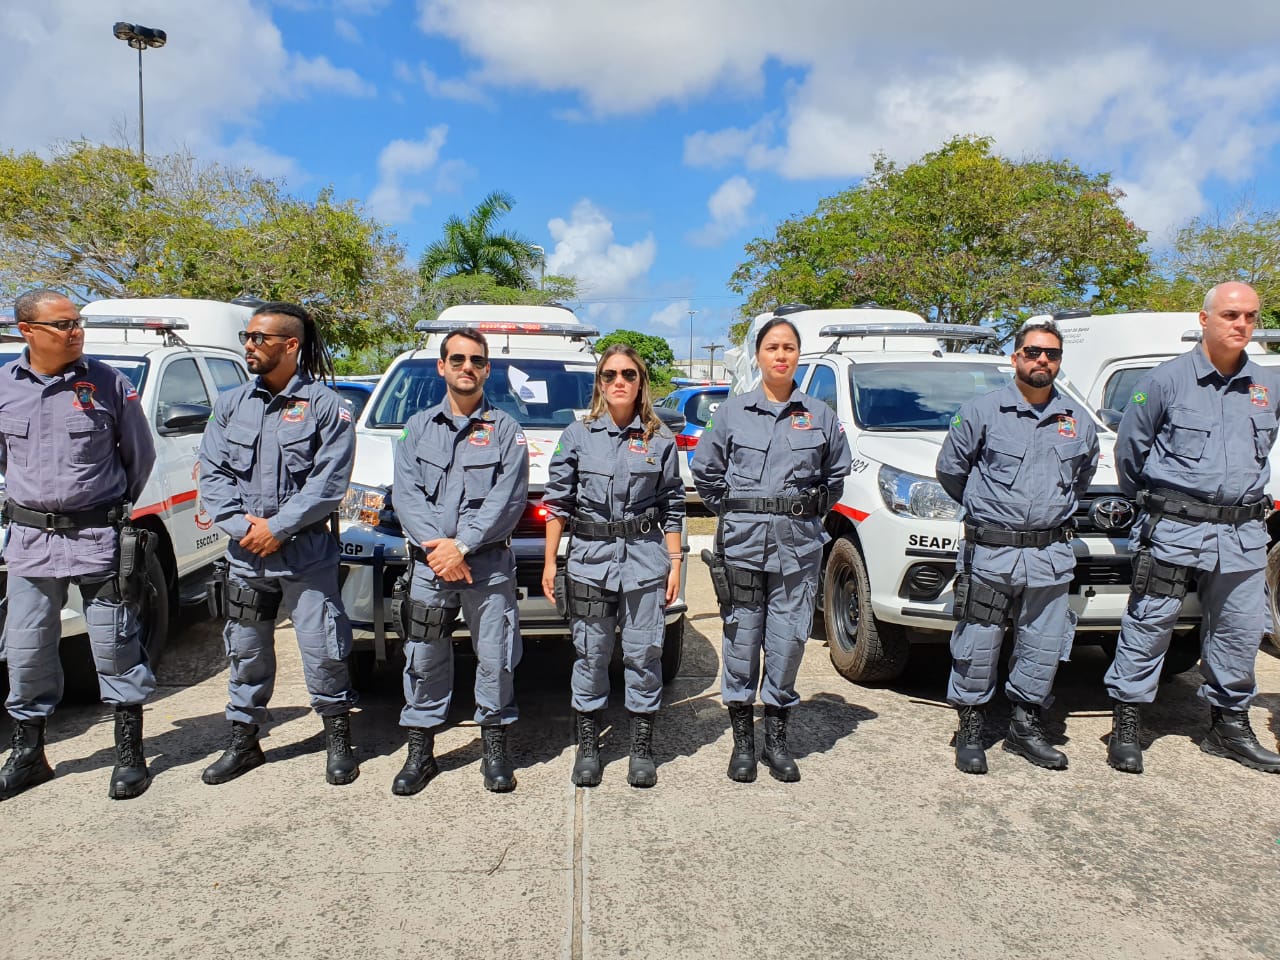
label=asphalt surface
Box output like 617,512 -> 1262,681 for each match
3,556 -> 1280,960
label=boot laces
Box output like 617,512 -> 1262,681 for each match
1,728 -> 23,775
116,711 -> 143,766
1116,704 -> 1141,743
1020,705 -> 1047,739
631,715 -> 653,760
405,730 -> 428,764
484,727 -> 509,763
768,716 -> 790,755
576,713 -> 598,755
327,716 -> 352,754
231,723 -> 257,751
958,707 -> 984,745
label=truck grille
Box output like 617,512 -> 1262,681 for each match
1074,488 -> 1137,538
1071,559 -> 1132,587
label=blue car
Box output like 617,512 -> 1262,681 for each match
333,378 -> 379,421
657,383 -> 729,502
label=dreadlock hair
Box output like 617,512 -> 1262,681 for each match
251,301 -> 336,384
584,343 -> 666,440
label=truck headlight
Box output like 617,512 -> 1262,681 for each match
340,483 -> 387,526
877,465 -> 961,520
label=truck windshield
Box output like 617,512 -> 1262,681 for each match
367,357 -> 599,429
850,362 -> 1013,430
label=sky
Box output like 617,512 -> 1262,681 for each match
3,0 -> 1280,361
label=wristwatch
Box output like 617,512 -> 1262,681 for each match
454,539 -> 470,557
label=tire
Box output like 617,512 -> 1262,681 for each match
1266,542 -> 1280,655
823,536 -> 909,683
661,615 -> 685,683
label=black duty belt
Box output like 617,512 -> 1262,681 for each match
723,493 -> 824,518
572,509 -> 659,540
964,521 -> 1074,548
409,538 -> 511,563
1,500 -> 125,531
1138,488 -> 1270,525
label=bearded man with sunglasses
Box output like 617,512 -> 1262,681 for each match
198,302 -> 360,787
390,327 -> 530,795
0,290 -> 157,801
936,320 -> 1099,774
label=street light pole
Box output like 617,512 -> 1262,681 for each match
112,22 -> 167,163
703,342 -> 724,381
688,309 -> 697,377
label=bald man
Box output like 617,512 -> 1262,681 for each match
1105,282 -> 1280,775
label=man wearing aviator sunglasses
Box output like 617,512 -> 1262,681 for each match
936,319 -> 1099,775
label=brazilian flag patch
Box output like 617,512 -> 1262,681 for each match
1131,391 -> 1147,405
950,412 -> 962,427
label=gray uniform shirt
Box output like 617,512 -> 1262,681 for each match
199,372 -> 354,572
543,413 -> 684,592
392,397 -> 530,586
936,380 -> 1099,585
0,351 -> 156,577
1114,346 -> 1280,573
692,384 -> 851,575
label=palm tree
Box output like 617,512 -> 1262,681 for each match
418,190 -> 544,290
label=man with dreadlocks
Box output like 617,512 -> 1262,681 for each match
197,301 -> 361,786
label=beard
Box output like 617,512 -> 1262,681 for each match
1017,367 -> 1054,389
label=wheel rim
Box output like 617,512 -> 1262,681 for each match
831,565 -> 861,654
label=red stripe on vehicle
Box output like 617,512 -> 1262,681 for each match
833,503 -> 869,523
132,489 -> 199,519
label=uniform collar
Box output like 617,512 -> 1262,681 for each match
587,411 -> 644,435
997,379 -> 1071,419
1189,343 -> 1251,384
431,394 -> 496,427
251,370 -> 311,401
744,382 -> 804,413
12,349 -> 88,382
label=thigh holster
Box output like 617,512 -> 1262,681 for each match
224,573 -> 282,623
398,598 -> 459,642
1130,548 -> 1191,599
953,572 -> 1012,626
700,548 -> 765,606
566,578 -> 619,620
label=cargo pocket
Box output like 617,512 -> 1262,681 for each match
1251,411 -> 1277,463
982,437 -> 1026,487
226,425 -> 258,475
65,411 -> 114,465
578,455 -> 614,504
1,414 -> 30,467
323,600 -> 353,661
1057,609 -> 1079,663
949,628 -> 976,664
1054,439 -> 1089,489
415,447 -> 450,500
463,455 -> 500,502
727,436 -> 768,484
628,458 -> 662,500
1163,406 -> 1210,464
787,428 -> 826,479
279,426 -> 315,479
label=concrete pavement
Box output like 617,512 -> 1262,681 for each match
2,557 -> 1280,960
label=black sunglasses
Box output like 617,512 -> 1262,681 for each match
446,353 -> 489,369
238,331 -> 293,346
599,368 -> 639,383
26,318 -> 83,332
1020,346 -> 1062,362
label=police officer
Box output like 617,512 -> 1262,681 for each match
1105,281 -> 1280,774
390,327 -> 529,795
541,344 -> 684,789
0,290 -> 157,801
936,319 -> 1099,774
692,317 -> 851,783
198,302 -> 360,786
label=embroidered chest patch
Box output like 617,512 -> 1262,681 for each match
282,401 -> 308,423
72,381 -> 96,410
1056,415 -> 1077,438
469,424 -> 492,446
1250,383 -> 1269,407
790,412 -> 812,430
628,431 -> 649,455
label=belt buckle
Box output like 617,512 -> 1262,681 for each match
43,512 -> 57,531
1062,527 -> 1074,542
788,500 -> 805,517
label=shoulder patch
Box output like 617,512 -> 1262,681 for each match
1131,391 -> 1147,405
515,432 -> 527,446
1249,383 -> 1269,407
950,412 -> 962,428
398,428 -> 408,441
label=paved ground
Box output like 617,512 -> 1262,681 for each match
3,558 -> 1280,960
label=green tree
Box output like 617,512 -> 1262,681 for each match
0,142 -> 412,353
728,135 -> 1151,344
595,329 -> 677,390
418,190 -> 545,290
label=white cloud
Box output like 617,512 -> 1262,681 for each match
545,200 -> 657,298
334,18 -> 361,43
413,62 -> 490,105
286,54 -> 376,98
366,125 -> 449,223
649,301 -> 693,330
688,176 -> 756,247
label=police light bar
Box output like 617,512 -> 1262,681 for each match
818,323 -> 997,341
82,315 -> 191,332
414,319 -> 599,338
1181,329 -> 1280,343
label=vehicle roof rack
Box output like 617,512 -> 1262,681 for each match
82,315 -> 191,347
818,322 -> 997,353
773,303 -> 811,317
1180,329 -> 1280,343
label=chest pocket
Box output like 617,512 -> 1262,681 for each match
65,411 -> 115,465
1251,411 -> 1277,463
278,425 -> 316,479
1054,439 -> 1090,489
981,435 -> 1027,487
462,454 -> 500,502
578,455 -> 615,507
415,445 -> 451,501
626,456 -> 662,503
1163,406 -> 1211,463
727,436 -> 768,484
225,425 -> 258,475
1,414 -> 30,467
786,427 -> 825,479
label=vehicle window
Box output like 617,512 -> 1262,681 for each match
155,357 -> 211,428
1102,367 -> 1154,412
806,365 -> 839,412
685,390 -> 725,428
206,357 -> 247,393
336,386 -> 372,420
794,363 -> 810,388
367,358 -> 598,430
1,352 -> 152,391
849,362 -> 1011,431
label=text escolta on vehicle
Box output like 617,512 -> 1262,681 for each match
723,305 -> 1204,684
336,303 -> 689,678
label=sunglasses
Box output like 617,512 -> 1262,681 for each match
1020,346 -> 1062,362
238,331 -> 293,346
599,368 -> 639,384
26,318 -> 83,332
446,353 -> 489,369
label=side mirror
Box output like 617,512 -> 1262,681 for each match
159,403 -> 212,436
1096,408 -> 1123,431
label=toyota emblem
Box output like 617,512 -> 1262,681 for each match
1089,496 -> 1135,532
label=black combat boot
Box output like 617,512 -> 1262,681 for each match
392,728 -> 438,796
571,712 -> 602,788
1201,707 -> 1280,773
1003,701 -> 1068,771
323,713 -> 359,786
726,704 -> 757,783
627,712 -> 657,788
480,724 -> 516,792
1107,700 -> 1143,774
202,721 -> 266,785
108,705 -> 152,799
761,705 -> 800,782
954,705 -> 987,775
0,718 -> 55,800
